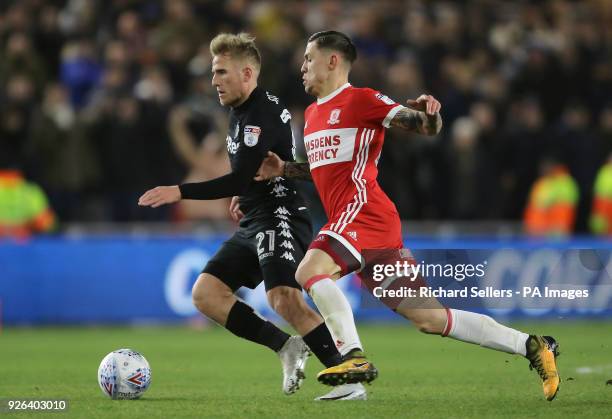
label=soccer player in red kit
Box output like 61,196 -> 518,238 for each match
256,31 -> 560,401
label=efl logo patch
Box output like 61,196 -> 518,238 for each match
244,125 -> 261,147
375,93 -> 395,105
327,108 -> 341,125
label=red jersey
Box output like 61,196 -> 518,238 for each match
304,83 -> 404,259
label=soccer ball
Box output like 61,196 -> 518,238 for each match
98,349 -> 152,399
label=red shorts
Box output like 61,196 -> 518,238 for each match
308,215 -> 403,277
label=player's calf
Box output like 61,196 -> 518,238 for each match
267,286 -> 320,335
396,307 -> 447,334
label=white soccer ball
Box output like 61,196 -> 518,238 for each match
98,349 -> 152,400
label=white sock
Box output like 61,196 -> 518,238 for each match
308,277 -> 363,356
444,309 -> 529,356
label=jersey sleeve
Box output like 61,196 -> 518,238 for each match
179,109 -> 280,200
359,89 -> 406,128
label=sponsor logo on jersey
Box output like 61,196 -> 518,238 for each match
375,92 -> 396,105
244,125 -> 261,147
303,128 -> 357,169
346,231 -> 358,240
327,108 -> 341,125
226,135 -> 240,154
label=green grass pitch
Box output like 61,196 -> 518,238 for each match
1,322 -> 610,418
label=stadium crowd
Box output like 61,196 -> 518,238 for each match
1,0 -> 611,234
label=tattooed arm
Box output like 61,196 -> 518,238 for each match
283,161 -> 312,181
390,94 -> 443,135
254,151 -> 313,182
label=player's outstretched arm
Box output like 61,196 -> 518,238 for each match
254,151 -> 313,181
138,186 -> 181,208
390,94 -> 443,136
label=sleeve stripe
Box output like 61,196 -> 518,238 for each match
382,105 -> 406,128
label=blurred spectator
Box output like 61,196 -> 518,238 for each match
115,10 -> 149,61
524,157 -> 579,236
0,160 -> 56,239
590,155 -> 612,235
446,117 -> 482,219
60,39 -> 102,108
169,105 -> 231,221
0,32 -> 47,90
151,0 -> 206,98
26,83 -> 100,221
555,103 -> 602,232
498,98 -> 548,219
0,74 -> 36,168
33,4 -> 64,81
92,92 -> 174,222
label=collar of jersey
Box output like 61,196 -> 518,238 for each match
234,86 -> 262,112
317,83 -> 351,105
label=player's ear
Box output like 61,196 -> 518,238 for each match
328,53 -> 338,70
242,66 -> 252,82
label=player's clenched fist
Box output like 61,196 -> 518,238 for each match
254,151 -> 285,181
138,185 -> 181,208
406,94 -> 441,115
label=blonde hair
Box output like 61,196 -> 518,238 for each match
210,33 -> 261,70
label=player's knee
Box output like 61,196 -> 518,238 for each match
294,260 -> 311,287
192,274 -> 231,317
295,250 -> 340,289
295,257 -> 327,287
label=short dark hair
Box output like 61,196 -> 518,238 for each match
308,30 -> 357,64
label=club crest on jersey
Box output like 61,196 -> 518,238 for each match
327,109 -> 341,125
243,125 -> 261,147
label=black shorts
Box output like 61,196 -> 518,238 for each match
203,203 -> 312,292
